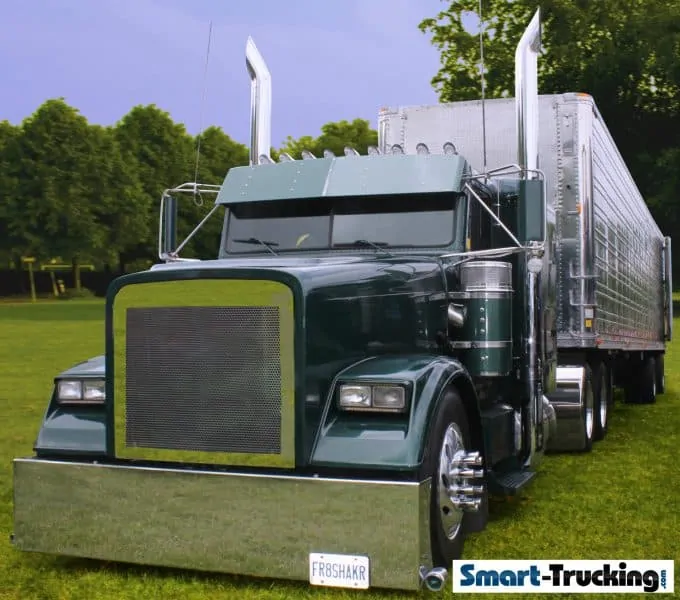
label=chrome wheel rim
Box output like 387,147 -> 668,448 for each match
438,423 -> 465,540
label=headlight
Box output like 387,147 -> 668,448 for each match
373,386 -> 406,410
57,380 -> 82,401
83,380 -> 106,402
339,385 -> 372,409
338,383 -> 408,413
56,378 -> 106,404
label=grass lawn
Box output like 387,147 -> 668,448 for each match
1,300 -> 678,599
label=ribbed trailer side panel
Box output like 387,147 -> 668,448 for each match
589,104 -> 665,349
377,94 -> 666,351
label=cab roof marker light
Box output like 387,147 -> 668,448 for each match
301,150 -> 316,160
391,144 -> 404,155
367,145 -> 381,155
443,142 -> 458,155
344,147 -> 360,157
278,152 -> 295,162
416,143 -> 429,155
323,149 -> 336,158
258,154 -> 274,164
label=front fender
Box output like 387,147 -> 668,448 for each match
57,355 -> 106,378
310,354 -> 476,472
34,355 -> 107,457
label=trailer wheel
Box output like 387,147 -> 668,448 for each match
655,354 -> 665,394
592,362 -> 611,441
423,388 -> 481,566
625,355 -> 656,404
639,356 -> 657,404
581,364 -> 595,452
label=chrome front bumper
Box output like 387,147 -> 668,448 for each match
12,458 -> 432,590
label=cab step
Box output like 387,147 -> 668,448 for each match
488,470 -> 536,495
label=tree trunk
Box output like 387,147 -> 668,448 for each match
118,252 -> 127,275
13,254 -> 25,294
72,256 -> 81,292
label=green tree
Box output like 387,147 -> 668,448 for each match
419,0 -> 680,275
280,119 -> 378,158
0,121 -> 21,265
418,0 -> 680,162
178,126 -> 249,259
7,99 -> 113,288
86,124 -> 149,274
114,104 -> 195,268
419,1 -> 679,109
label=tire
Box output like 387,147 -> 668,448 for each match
639,356 -> 657,404
421,388 -> 481,567
623,356 -> 642,404
581,364 -> 595,452
592,362 -> 611,442
625,355 -> 656,404
655,354 -> 665,395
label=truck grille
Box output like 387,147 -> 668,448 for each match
125,306 -> 282,454
112,279 -> 295,467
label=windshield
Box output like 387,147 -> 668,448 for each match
223,192 -> 460,254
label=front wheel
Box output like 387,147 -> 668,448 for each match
424,388 -> 486,566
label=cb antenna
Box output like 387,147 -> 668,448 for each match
192,20 -> 214,206
478,0 -> 488,175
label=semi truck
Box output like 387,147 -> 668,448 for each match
11,8 -> 672,593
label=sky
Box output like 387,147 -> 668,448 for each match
0,0 -> 466,148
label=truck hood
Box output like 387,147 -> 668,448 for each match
115,254 -> 450,462
149,254 -> 442,295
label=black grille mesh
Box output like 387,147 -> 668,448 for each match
125,306 -> 282,454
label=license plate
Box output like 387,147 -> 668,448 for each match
309,552 -> 370,589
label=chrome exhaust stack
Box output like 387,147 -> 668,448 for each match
515,8 -> 541,176
245,37 -> 272,166
515,10 -> 546,468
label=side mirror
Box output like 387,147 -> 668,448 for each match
518,179 -> 545,243
159,193 -> 178,259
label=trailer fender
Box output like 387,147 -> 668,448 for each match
34,355 -> 108,457
310,355 -> 483,471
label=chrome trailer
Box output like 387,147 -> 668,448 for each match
379,92 -> 672,442
378,93 -> 671,353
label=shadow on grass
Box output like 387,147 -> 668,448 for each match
0,301 -> 104,322
487,493 -> 530,522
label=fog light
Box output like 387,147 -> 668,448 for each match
373,386 -> 406,411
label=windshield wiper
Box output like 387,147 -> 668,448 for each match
334,239 -> 392,255
232,237 -> 279,255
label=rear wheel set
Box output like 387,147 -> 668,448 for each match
624,354 -> 658,405
592,362 -> 612,441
